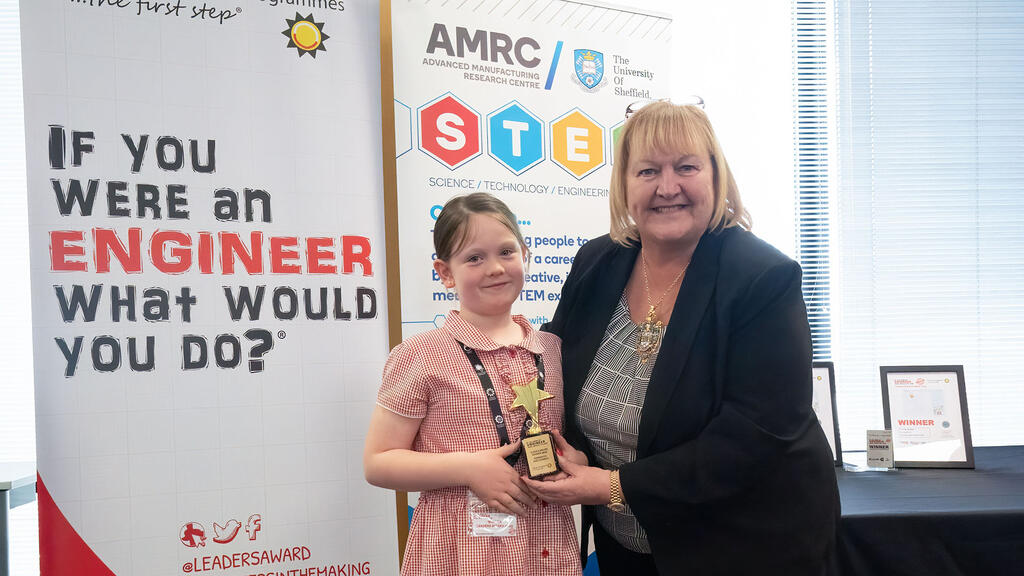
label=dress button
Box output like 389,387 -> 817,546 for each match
497,362 -> 513,382
541,548 -> 550,558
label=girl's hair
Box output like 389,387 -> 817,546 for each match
609,101 -> 751,246
433,193 -> 527,261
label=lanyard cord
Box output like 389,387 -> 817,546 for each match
457,341 -> 545,466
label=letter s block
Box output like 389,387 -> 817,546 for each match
418,92 -> 481,169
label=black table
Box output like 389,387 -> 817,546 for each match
835,445 -> 1024,576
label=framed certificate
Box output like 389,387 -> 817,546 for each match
880,365 -> 974,468
811,361 -> 842,466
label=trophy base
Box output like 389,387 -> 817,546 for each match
522,431 -> 561,479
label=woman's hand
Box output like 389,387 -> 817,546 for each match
536,430 -> 589,482
551,429 -> 588,466
464,442 -> 538,516
522,459 -> 611,506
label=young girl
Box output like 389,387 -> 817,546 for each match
364,193 -> 582,575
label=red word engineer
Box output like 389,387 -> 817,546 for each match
50,229 -> 373,276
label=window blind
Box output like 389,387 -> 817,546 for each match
0,0 -> 33,463
832,0 -> 1024,448
792,0 -> 833,361
1,3 -> 40,576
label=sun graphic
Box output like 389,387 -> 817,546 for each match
282,13 -> 329,58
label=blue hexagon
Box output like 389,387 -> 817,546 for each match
487,101 -> 545,175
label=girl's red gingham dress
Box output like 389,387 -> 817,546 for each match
377,311 -> 581,576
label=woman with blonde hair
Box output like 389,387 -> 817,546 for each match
525,101 -> 839,574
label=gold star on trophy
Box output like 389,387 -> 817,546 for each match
511,378 -> 561,478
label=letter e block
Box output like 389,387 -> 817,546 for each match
551,108 -> 605,180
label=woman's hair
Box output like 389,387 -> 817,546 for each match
609,101 -> 751,245
433,192 -> 527,261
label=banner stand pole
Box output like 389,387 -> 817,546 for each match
378,0 -> 410,569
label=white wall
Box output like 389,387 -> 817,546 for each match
629,0 -> 796,255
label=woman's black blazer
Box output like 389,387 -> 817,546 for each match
544,226 -> 839,575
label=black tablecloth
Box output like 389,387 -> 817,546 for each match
835,445 -> 1024,576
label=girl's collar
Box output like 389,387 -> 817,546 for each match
442,310 -> 543,354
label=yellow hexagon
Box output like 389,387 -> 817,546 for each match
551,109 -> 605,180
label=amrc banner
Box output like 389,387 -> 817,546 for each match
20,1 -> 397,575
390,0 -> 671,337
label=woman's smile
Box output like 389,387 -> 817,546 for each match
650,203 -> 689,214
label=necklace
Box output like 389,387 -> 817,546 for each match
636,251 -> 688,364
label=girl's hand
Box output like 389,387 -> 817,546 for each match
464,442 -> 538,516
522,458 -> 611,506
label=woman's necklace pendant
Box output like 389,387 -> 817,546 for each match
636,305 -> 663,364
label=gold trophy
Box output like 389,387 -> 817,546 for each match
511,378 -> 561,479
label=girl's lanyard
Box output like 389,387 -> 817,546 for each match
456,341 -> 545,466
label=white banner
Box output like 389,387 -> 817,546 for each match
388,3 -> 672,564
391,0 -> 672,337
20,1 -> 397,574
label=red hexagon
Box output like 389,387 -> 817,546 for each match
418,93 -> 481,169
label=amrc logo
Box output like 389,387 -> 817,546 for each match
426,24 -> 541,68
